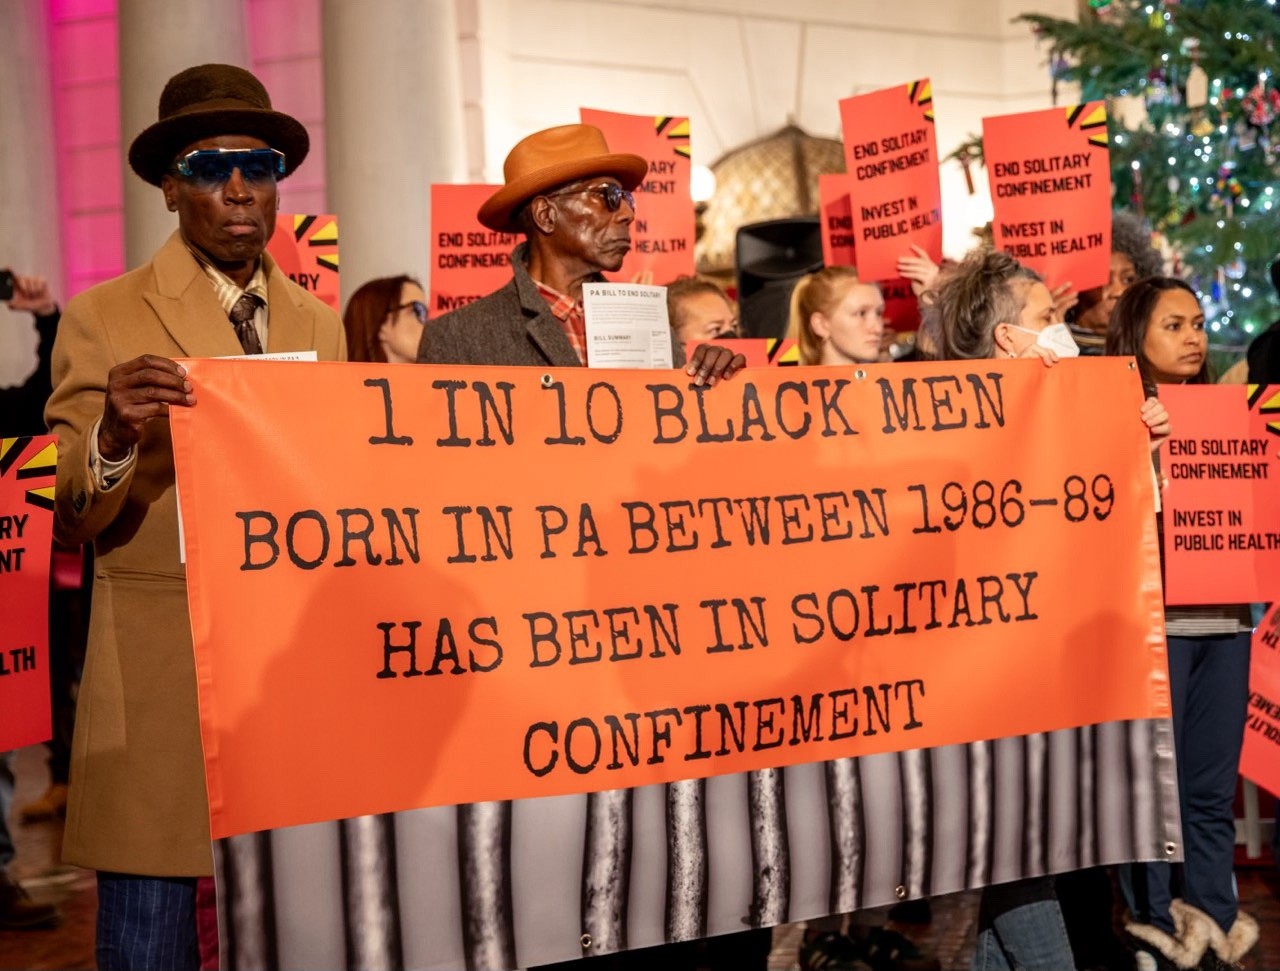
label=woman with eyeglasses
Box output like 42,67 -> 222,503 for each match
343,275 -> 429,363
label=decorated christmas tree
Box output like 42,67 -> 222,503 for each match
1015,0 -> 1280,352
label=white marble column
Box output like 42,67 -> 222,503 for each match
321,0 -> 467,307
118,0 -> 249,269
0,0 -> 61,387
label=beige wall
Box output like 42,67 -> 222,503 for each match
460,0 -> 1078,258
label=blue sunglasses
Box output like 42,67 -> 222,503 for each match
172,148 -> 286,188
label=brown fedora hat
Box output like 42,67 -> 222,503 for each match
477,124 -> 648,232
128,63 -> 310,186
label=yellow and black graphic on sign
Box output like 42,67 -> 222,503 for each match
908,79 -> 934,123
0,437 -> 56,512
766,339 -> 801,366
294,214 -> 339,275
654,116 -> 691,160
1065,102 -> 1109,149
1248,384 -> 1280,438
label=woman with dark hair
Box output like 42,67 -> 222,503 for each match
1107,277 -> 1256,971
342,274 -> 427,363
665,276 -> 738,344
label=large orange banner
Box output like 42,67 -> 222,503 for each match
580,108 -> 696,285
837,80 -> 942,281
984,104 -> 1112,291
171,359 -> 1168,839
1159,384 -> 1280,604
429,184 -> 520,318
266,214 -> 340,313
0,435 -> 56,750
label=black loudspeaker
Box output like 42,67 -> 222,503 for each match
735,217 -> 824,339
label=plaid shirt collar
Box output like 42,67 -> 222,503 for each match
533,279 -> 587,365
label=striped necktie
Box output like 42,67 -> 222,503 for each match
228,293 -> 263,355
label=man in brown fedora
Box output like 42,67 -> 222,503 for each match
419,122 -> 744,383
418,124 -> 759,971
44,63 -> 344,969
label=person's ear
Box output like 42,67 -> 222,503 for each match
161,174 -> 178,212
809,311 -> 831,341
528,196 -> 557,236
993,321 -> 1017,355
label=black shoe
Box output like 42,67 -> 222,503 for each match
886,898 -> 932,924
798,932 -> 871,971
859,927 -> 940,971
0,870 -> 61,930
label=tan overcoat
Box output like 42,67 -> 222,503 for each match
45,231 -> 345,875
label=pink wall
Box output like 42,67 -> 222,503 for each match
49,0 -> 123,297
47,0 -> 326,299
246,0 -> 326,216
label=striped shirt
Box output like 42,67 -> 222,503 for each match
187,242 -> 270,350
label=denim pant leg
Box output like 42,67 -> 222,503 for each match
971,877 -> 1077,971
96,871 -> 200,971
1177,632 -> 1250,933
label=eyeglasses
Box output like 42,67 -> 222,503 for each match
171,148 -> 286,188
392,300 -> 428,324
545,183 -> 635,213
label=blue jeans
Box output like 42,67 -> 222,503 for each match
972,877 -> 1077,971
96,871 -> 199,971
1128,632 -> 1250,935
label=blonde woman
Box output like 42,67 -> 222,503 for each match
786,266 -> 885,366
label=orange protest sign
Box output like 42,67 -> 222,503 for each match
1159,384 -> 1280,604
818,174 -> 920,332
171,358 -> 1168,839
1241,601 -> 1280,797
837,80 -> 942,281
267,214 -> 339,313
819,174 -> 857,268
580,108 -> 695,284
0,435 -> 56,750
429,184 -> 520,317
983,104 -> 1112,291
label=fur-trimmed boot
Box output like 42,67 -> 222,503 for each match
1198,908 -> 1259,970
1125,899 -> 1216,970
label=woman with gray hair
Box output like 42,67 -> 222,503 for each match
930,248 -> 1169,971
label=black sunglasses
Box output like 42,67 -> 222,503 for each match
545,183 -> 636,213
392,300 -> 428,324
171,148 -> 286,189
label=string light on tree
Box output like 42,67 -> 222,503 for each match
1014,0 -> 1280,347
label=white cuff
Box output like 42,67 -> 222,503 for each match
89,416 -> 136,491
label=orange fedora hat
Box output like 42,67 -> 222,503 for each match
477,124 -> 647,232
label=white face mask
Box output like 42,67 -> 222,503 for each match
1007,322 -> 1080,358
